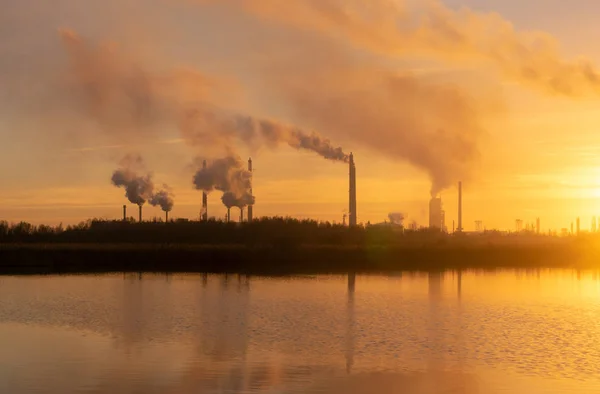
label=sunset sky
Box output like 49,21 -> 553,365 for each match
2,0 -> 600,231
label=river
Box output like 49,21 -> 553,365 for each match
1,270 -> 600,393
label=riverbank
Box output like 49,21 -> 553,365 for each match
1,243 -> 597,275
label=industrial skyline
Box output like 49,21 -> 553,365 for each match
4,0 -> 600,232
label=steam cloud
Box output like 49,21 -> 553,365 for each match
193,155 -> 255,208
111,155 -> 155,206
149,187 -> 174,212
111,154 -> 175,211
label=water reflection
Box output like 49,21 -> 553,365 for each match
1,270 -> 600,393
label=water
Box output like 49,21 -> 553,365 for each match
1,270 -> 600,393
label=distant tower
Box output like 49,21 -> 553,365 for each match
138,204 -> 143,223
429,196 -> 444,230
247,158 -> 253,222
457,181 -> 463,232
536,218 -> 540,234
202,160 -> 208,221
349,153 -> 357,226
123,205 -> 127,221
475,220 -> 483,232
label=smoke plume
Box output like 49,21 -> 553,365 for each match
388,212 -> 405,226
193,155 -> 254,207
181,107 -> 349,162
193,0 -> 600,97
111,170 -> 154,206
221,191 -> 255,209
149,186 -> 174,212
111,154 -> 174,210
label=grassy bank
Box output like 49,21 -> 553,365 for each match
0,243 -> 597,275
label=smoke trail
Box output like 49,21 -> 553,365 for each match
111,154 -> 154,206
149,186 -> 174,212
181,108 -> 349,162
192,0 -> 600,97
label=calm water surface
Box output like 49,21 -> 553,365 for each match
1,270 -> 600,393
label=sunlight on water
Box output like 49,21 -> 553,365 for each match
1,270 -> 600,393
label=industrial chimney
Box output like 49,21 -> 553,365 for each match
123,205 -> 127,221
349,153 -> 357,226
165,211 -> 169,223
138,204 -> 143,223
202,160 -> 208,221
240,207 -> 244,223
457,181 -> 463,232
227,208 -> 231,223
247,158 -> 253,222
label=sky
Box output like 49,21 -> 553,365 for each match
2,0 -> 600,231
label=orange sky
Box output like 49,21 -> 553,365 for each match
2,0 -> 600,231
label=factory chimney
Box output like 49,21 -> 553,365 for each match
202,160 -> 208,221
165,211 -> 169,223
457,181 -> 463,232
349,153 -> 357,226
240,207 -> 244,223
123,205 -> 127,221
138,204 -> 143,223
227,208 -> 231,223
247,158 -> 253,222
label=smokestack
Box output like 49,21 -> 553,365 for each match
349,153 -> 357,226
202,160 -> 208,221
247,157 -> 253,222
123,205 -> 127,221
240,207 -> 244,223
165,211 -> 169,223
457,181 -> 463,232
227,208 -> 231,223
138,204 -> 143,223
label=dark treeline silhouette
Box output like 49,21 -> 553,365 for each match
0,217 -> 572,246
0,217 -> 449,246
0,217 -> 598,275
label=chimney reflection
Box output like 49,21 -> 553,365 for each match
346,272 -> 356,374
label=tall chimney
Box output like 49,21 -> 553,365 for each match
247,157 -> 253,222
123,205 -> 127,221
240,207 -> 244,223
202,160 -> 208,221
165,211 -> 169,223
349,153 -> 357,226
138,204 -> 143,223
227,208 -> 231,223
457,181 -> 463,232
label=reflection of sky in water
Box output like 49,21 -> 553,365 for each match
1,271 -> 600,393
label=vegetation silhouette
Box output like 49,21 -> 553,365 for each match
0,217 -> 598,274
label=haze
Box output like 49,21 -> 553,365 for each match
2,0 -> 600,231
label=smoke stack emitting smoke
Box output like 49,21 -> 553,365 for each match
193,155 -> 256,209
111,154 -> 175,218
8,0 -> 598,206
